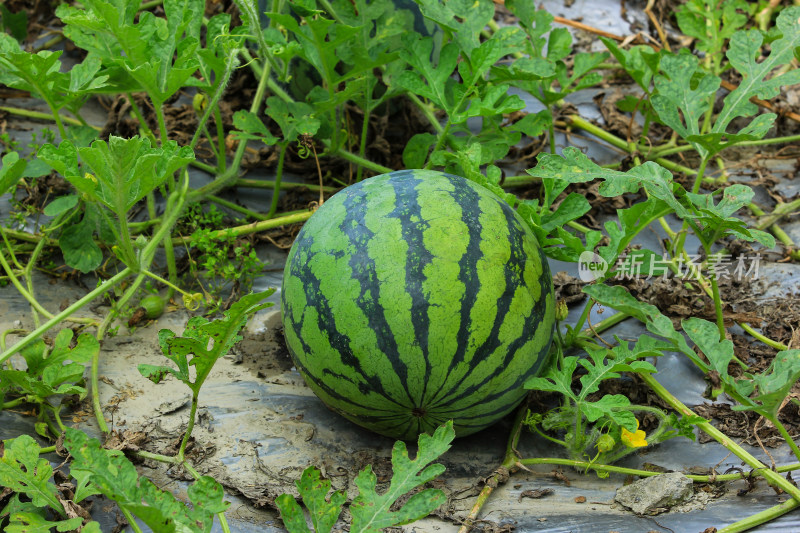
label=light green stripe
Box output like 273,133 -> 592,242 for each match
417,176 -> 470,401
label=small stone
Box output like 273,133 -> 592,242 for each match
614,472 -> 693,515
574,496 -> 587,503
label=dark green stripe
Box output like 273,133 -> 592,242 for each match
386,172 -> 435,407
340,181 -> 417,407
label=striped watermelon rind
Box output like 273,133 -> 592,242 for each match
281,169 -> 555,440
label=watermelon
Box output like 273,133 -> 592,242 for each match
281,170 -> 555,440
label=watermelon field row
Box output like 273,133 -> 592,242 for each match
1,0 -> 800,531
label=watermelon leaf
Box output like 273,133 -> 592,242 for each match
674,0 -> 753,59
64,428 -> 229,533
736,351 -> 800,419
540,193 -> 591,233
579,394 -> 636,428
0,151 -> 27,196
645,7 -> 800,158
713,7 -> 800,137
651,50 -> 719,159
275,493 -> 313,533
577,346 -> 657,403
138,290 -> 274,394
350,420 -> 454,532
3,513 -> 84,533
0,33 -> 107,114
599,37 -> 660,92
414,0 -> 494,57
683,317 -> 800,419
584,284 -> 699,366
38,136 -> 195,218
0,5 -> 28,42
57,0 -> 203,104
276,466 -> 346,533
0,329 -> 98,411
0,435 -> 64,514
277,422 -> 454,533
686,184 -> 775,248
529,147 -> 689,216
525,356 -> 579,400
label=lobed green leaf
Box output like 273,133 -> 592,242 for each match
349,421 -> 454,532
0,435 -> 63,514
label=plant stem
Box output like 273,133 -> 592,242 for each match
163,237 -> 178,301
766,413 -> 800,464
748,203 -> 800,261
718,498 -> 800,533
709,274 -> 726,341
328,145 -> 393,174
141,269 -> 190,298
190,48 -> 240,153
267,144 -> 288,218
517,457 -> 800,482
119,507 -> 144,533
1,227 -> 56,246
0,268 -> 133,366
213,106 -> 227,173
126,94 -> 158,144
2,397 -> 25,408
457,403 -> 528,533
238,49 -> 295,105
0,106 -> 90,129
582,309 -> 630,337
562,115 -> 701,178
171,210 -> 313,244
668,155 -> 708,259
33,33 -> 65,53
191,159 -> 219,174
136,450 -> 179,463
187,53 -> 273,202
92,271 -> 147,434
154,104 -> 169,147
741,324 -> 788,351
691,156 -> 709,195
639,372 -> 800,502
755,196 -> 800,231
207,195 -> 268,221
568,299 -> 596,345
235,178 -> 338,193
141,169 -> 190,266
177,393 -> 199,463
406,93 -> 444,134
0,239 -> 57,321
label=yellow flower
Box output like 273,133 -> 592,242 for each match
620,420 -> 648,448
